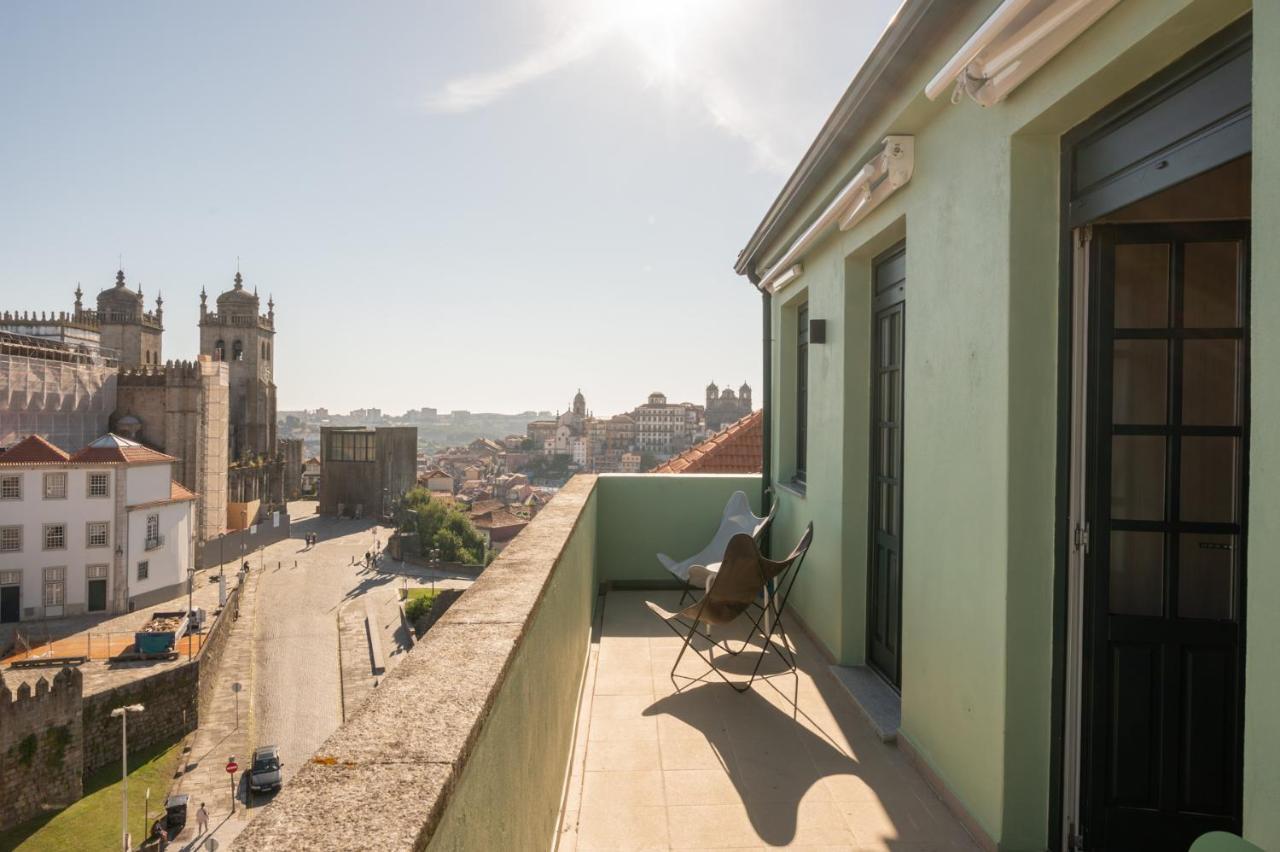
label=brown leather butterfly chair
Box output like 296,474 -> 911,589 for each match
647,523 -> 813,694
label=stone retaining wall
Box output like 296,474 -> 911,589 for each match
81,662 -> 198,776
0,668 -> 84,832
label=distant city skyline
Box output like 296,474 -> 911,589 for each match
0,0 -> 899,414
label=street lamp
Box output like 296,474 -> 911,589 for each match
111,703 -> 145,851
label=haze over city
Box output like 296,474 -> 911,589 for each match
0,0 -> 896,414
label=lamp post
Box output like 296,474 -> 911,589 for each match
111,703 -> 145,851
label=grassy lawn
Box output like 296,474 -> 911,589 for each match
0,739 -> 184,852
403,587 -> 441,603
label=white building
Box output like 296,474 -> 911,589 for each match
0,433 -> 196,622
632,392 -> 693,455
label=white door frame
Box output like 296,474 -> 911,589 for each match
1061,224 -> 1091,851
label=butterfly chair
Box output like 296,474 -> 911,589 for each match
647,523 -> 813,694
656,489 -> 777,607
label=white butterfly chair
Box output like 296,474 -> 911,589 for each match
657,490 -> 776,607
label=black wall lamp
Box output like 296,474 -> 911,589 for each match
809,319 -> 827,344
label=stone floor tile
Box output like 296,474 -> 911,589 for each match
578,803 -> 670,850
582,769 -> 667,809
584,738 -> 663,772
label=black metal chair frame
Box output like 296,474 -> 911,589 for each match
660,523 -> 812,694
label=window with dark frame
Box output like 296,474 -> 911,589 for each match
137,560 -> 149,581
88,472 -> 110,498
796,302 -> 809,483
0,526 -> 21,552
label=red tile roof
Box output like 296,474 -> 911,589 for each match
170,481 -> 198,502
70,433 -> 175,465
650,410 -> 763,474
0,434 -> 71,465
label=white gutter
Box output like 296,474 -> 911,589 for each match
926,0 -> 1122,106
758,135 -> 914,293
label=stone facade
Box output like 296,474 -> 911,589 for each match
114,357 -> 230,542
81,663 -> 199,776
91,271 -> 164,370
279,437 -> 304,500
0,668 -> 84,832
198,274 -> 277,462
704,381 -> 753,431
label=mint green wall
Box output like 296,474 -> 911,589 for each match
1244,3 -> 1279,846
427,482 -> 597,852
594,473 -> 762,584
757,1 -> 1255,846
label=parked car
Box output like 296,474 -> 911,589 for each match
248,745 -> 283,793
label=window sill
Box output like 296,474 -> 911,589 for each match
775,480 -> 807,499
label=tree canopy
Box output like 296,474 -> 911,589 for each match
401,487 -> 487,564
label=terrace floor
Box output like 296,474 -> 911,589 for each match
558,591 -> 979,851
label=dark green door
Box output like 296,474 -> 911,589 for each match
868,244 -> 905,687
1083,222 -> 1248,849
87,578 -> 107,613
0,585 -> 18,623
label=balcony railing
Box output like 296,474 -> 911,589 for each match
145,534 -> 164,551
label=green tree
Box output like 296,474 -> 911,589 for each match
402,490 -> 487,564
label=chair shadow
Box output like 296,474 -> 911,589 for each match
618,592 -> 948,849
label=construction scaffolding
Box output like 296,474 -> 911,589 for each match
0,331 -> 119,451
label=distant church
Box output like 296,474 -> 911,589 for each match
705,381 -> 753,431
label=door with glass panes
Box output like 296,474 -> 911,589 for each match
868,244 -> 905,688
1082,222 -> 1248,849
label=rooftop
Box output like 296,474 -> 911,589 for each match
651,410 -> 763,474
70,433 -> 175,465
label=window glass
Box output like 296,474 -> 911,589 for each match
1110,531 -> 1163,616
1,476 -> 20,499
1112,340 -> 1167,424
1113,243 -> 1169,328
1111,436 -> 1166,521
1183,241 -> 1240,328
796,303 -> 809,482
88,472 -> 110,497
87,522 -> 109,548
1178,534 -> 1235,620
137,561 -> 149,581
44,473 -> 67,499
0,526 -> 21,552
44,524 -> 66,550
43,567 -> 65,607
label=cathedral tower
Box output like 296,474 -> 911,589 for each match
198,272 -> 277,461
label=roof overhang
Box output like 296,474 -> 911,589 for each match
758,136 -> 915,293
734,0 -> 961,284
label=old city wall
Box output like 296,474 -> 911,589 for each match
0,668 -> 85,832
0,576 -> 245,832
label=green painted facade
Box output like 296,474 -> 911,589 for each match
746,1 -> 1276,848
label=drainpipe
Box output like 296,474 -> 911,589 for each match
750,270 -> 773,555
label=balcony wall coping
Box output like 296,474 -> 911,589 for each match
232,474 -> 598,851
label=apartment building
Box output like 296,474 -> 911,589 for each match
0,433 -> 195,622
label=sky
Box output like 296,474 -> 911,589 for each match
0,0 -> 900,416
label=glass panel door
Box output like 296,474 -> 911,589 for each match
1083,222 -> 1248,849
868,244 -> 905,687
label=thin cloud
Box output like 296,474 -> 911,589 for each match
424,23 -> 607,113
422,4 -> 800,173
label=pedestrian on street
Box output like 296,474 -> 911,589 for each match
197,802 -> 209,835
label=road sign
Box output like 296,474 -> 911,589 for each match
226,761 -> 238,774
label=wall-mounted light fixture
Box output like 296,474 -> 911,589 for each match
809,319 -> 827,344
